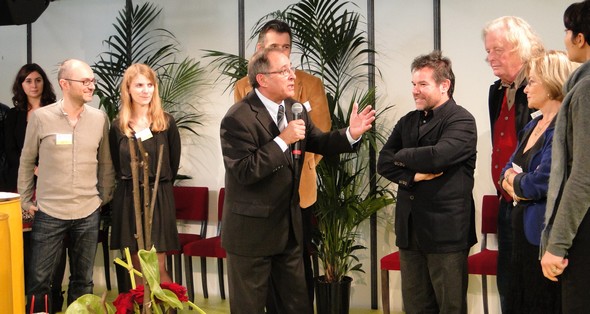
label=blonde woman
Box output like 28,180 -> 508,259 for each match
109,64 -> 181,284
500,50 -> 577,313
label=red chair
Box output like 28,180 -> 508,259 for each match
467,195 -> 500,314
183,188 -> 227,300
380,251 -> 400,314
166,186 -> 209,284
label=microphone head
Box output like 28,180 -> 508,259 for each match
292,102 -> 304,114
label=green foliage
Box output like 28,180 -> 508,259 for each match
92,1 -> 206,135
65,295 -> 115,314
138,248 -> 184,313
66,247 -> 204,314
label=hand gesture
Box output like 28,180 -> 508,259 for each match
349,102 -> 376,140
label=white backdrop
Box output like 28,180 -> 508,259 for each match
0,0 -> 574,312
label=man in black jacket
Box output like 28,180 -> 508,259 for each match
378,51 -> 477,313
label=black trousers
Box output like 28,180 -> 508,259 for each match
266,206 -> 315,313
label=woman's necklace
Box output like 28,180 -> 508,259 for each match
532,116 -> 553,137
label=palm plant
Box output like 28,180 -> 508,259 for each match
204,0 -> 394,285
93,0 -> 206,135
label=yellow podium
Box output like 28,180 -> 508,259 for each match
0,192 -> 24,314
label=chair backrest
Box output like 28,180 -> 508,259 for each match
216,188 -> 225,235
174,186 -> 209,222
217,188 -> 225,221
481,195 -> 499,234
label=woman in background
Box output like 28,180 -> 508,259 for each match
541,0 -> 590,312
109,63 -> 181,284
501,50 -> 576,313
4,63 -> 56,194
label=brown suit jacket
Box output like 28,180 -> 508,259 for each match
234,69 -> 331,208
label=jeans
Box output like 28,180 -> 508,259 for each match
497,199 -> 513,313
26,209 -> 100,313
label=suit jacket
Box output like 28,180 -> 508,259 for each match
234,69 -> 331,208
220,91 -> 352,257
377,99 -> 478,253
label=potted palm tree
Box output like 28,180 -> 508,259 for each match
92,0 -> 206,136
204,0 -> 394,312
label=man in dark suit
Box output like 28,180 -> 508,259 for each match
377,51 -> 477,313
220,47 -> 375,314
234,20 -> 332,311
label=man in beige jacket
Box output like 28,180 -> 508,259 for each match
233,19 -> 331,312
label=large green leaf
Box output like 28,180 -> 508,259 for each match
64,294 -> 115,314
139,248 -> 184,312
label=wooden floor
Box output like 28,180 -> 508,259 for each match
56,287 -> 401,313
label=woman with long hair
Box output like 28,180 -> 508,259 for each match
109,63 -> 181,284
4,63 -> 56,193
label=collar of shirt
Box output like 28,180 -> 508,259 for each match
420,99 -> 449,122
57,98 -> 87,118
499,66 -> 527,90
255,88 -> 286,125
499,67 -> 527,110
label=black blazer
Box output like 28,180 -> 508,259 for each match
378,99 -> 477,253
220,91 -> 353,257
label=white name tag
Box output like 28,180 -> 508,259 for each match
303,101 -> 312,112
135,128 -> 153,141
56,133 -> 73,145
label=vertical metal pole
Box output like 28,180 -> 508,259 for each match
238,0 -> 245,59
27,23 -> 32,63
433,0 -> 441,50
367,0 -> 378,309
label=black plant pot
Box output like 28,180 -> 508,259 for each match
314,275 -> 353,314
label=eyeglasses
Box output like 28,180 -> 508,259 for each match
261,67 -> 296,77
63,78 -> 98,86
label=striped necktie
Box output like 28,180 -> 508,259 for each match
277,105 -> 285,130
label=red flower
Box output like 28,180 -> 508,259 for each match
161,282 -> 189,302
112,283 -> 189,313
113,291 -> 135,314
130,285 -> 144,303
113,285 -> 145,314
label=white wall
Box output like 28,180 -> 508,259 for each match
0,0 -> 573,312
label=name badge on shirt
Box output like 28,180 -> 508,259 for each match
56,133 -> 73,145
303,101 -> 312,112
135,128 -> 153,141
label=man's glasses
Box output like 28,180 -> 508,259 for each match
261,67 -> 296,77
63,78 -> 98,86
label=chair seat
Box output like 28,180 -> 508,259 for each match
467,249 -> 497,275
381,251 -> 400,270
167,234 -> 204,255
183,236 -> 226,258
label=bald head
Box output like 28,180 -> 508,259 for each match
58,59 -> 90,81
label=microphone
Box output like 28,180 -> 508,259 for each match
291,103 -> 303,160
